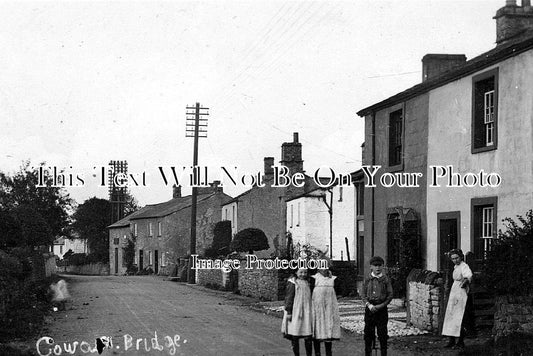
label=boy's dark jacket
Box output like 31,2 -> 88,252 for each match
360,273 -> 393,310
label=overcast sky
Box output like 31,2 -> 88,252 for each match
0,0 -> 504,206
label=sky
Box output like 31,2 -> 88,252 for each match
0,0 -> 504,206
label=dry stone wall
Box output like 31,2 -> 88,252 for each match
407,269 -> 443,332
494,295 -> 533,338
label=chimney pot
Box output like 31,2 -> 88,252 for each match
293,132 -> 299,143
507,0 -> 517,5
172,184 -> 181,198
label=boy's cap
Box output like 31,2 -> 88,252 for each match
369,256 -> 384,266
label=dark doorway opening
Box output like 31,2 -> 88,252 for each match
437,212 -> 460,271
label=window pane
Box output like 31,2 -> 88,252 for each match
389,110 -> 403,166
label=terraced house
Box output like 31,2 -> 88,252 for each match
357,0 -> 533,274
109,183 -> 231,275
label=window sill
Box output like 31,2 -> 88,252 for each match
472,145 -> 497,154
386,163 -> 404,173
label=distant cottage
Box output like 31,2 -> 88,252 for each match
108,183 -> 231,275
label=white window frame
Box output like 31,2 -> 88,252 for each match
161,252 -> 166,267
297,202 -> 300,227
149,250 -> 153,265
484,90 -> 495,146
158,222 -> 162,236
149,222 -> 153,236
290,204 -> 293,228
481,206 -> 494,255
134,223 -> 138,237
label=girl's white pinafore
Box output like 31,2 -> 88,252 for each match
312,274 -> 341,340
281,277 -> 312,338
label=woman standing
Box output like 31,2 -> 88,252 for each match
311,268 -> 340,356
442,249 -> 474,349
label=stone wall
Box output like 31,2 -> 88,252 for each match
494,295 -> 533,338
196,268 -> 236,291
407,269 -> 443,332
239,266 -> 292,301
58,262 -> 109,275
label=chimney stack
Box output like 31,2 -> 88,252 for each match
197,180 -> 223,195
264,157 -> 274,177
172,184 -> 181,198
495,0 -> 533,44
280,132 -> 304,175
421,54 -> 466,82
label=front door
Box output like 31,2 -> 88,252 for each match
154,250 -> 159,274
139,249 -> 144,271
114,248 -> 119,274
438,212 -> 460,271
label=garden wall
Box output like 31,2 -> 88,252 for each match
494,295 -> 533,338
196,259 -> 357,301
196,268 -> 237,291
58,262 -> 109,275
406,269 -> 443,332
239,266 -> 292,301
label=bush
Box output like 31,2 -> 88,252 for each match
0,249 -> 59,342
211,220 -> 232,256
481,210 -> 533,296
230,228 -> 269,254
391,223 -> 422,298
123,235 -> 136,273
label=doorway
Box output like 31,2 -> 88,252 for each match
139,249 -> 144,271
437,212 -> 460,271
114,248 -> 119,274
154,250 -> 159,274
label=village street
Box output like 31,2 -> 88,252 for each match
36,275 -> 500,356
38,275 -> 374,356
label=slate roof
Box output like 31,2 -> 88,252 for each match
357,29 -> 533,117
107,207 -> 147,228
107,192 -> 231,228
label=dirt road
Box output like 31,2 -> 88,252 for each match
37,275 -> 365,356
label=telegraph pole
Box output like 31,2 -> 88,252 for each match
185,102 -> 208,284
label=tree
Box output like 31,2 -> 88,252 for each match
230,228 -> 269,254
0,162 -> 72,249
481,210 -> 533,296
123,234 -> 137,274
124,192 -> 140,217
71,197 -> 112,263
205,220 -> 232,258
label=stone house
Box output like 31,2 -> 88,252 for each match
357,0 -> 533,274
221,133 -> 319,258
109,183 -> 232,275
286,175 -> 357,261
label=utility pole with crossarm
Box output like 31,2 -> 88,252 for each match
185,102 -> 208,284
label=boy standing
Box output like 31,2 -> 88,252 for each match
360,256 -> 393,356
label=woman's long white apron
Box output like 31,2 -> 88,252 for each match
442,262 -> 472,337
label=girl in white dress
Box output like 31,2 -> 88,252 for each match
282,268 -> 313,356
311,268 -> 340,356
